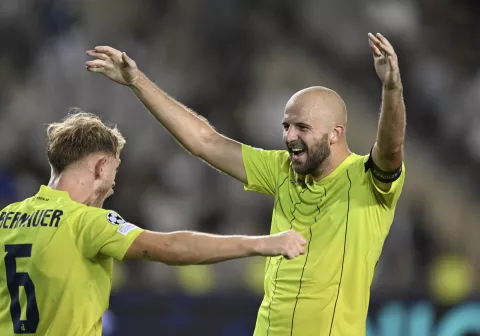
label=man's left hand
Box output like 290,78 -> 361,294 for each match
368,33 -> 402,90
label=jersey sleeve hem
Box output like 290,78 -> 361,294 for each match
241,144 -> 273,194
115,227 -> 144,261
362,154 -> 406,209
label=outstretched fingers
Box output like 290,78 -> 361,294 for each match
93,46 -> 118,56
86,66 -> 103,73
85,59 -> 112,73
369,38 -> 382,57
86,50 -> 109,61
368,33 -> 395,57
121,52 -> 137,69
86,59 -> 110,68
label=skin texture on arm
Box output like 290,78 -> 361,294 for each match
368,33 -> 406,190
124,229 -> 307,265
86,48 -> 247,183
131,73 -> 247,182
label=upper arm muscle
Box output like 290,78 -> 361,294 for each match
372,142 -> 403,172
124,231 -> 161,260
370,142 -> 403,192
200,133 -> 247,184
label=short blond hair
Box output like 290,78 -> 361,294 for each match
46,108 -> 126,173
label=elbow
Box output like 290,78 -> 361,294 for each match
162,253 -> 190,266
374,142 -> 404,170
190,128 -> 218,158
155,234 -> 185,265
159,233 -> 201,266
164,258 -> 200,266
377,141 -> 404,158
386,144 -> 404,157
163,260 -> 183,266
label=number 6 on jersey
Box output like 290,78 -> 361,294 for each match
4,244 -> 40,334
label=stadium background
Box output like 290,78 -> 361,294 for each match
1,0 -> 479,335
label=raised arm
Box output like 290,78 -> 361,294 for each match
86,47 -> 247,184
124,229 -> 307,265
368,33 -> 406,187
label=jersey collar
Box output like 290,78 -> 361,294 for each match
37,185 -> 72,200
298,153 -> 357,186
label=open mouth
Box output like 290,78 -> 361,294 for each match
290,148 -> 306,160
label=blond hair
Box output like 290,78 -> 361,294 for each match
46,108 -> 126,173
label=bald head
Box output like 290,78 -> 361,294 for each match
285,86 -> 347,127
282,87 -> 349,179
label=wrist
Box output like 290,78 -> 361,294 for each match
248,236 -> 267,256
128,71 -> 146,89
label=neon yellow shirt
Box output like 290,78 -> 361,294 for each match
242,145 -> 405,336
0,186 -> 143,336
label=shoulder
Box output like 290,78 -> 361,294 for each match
346,152 -> 404,175
242,145 -> 289,160
242,145 -> 291,172
345,152 -> 370,173
61,201 -> 123,227
1,202 -> 20,213
0,197 -> 34,213
67,206 -> 129,240
265,149 -> 291,174
276,150 -> 291,166
79,206 -> 124,224
342,152 -> 378,185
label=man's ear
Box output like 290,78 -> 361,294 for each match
331,125 -> 346,144
93,156 -> 107,180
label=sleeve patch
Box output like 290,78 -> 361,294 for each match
106,211 -> 126,226
117,223 -> 138,235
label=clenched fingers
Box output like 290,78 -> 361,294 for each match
284,230 -> 307,259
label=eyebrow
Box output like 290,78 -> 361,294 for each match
283,121 -> 312,129
295,122 -> 311,129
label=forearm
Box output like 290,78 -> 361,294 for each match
145,231 -> 263,265
129,72 -> 248,182
375,85 -> 406,168
130,73 -> 216,156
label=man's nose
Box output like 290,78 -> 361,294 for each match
285,126 -> 298,142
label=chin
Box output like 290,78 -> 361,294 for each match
292,164 -> 306,175
290,158 -> 306,171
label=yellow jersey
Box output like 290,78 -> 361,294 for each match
242,145 -> 405,336
0,186 -> 143,336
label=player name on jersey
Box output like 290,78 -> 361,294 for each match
0,209 -> 63,229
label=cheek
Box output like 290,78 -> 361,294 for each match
300,136 -> 311,146
103,170 -> 116,185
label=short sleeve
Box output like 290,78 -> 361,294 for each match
70,208 -> 144,261
364,155 -> 406,209
242,145 -> 284,196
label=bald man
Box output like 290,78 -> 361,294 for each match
87,32 -> 406,336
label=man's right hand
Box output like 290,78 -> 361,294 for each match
259,230 -> 307,259
86,46 -> 140,86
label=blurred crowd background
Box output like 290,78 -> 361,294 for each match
1,0 -> 479,334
